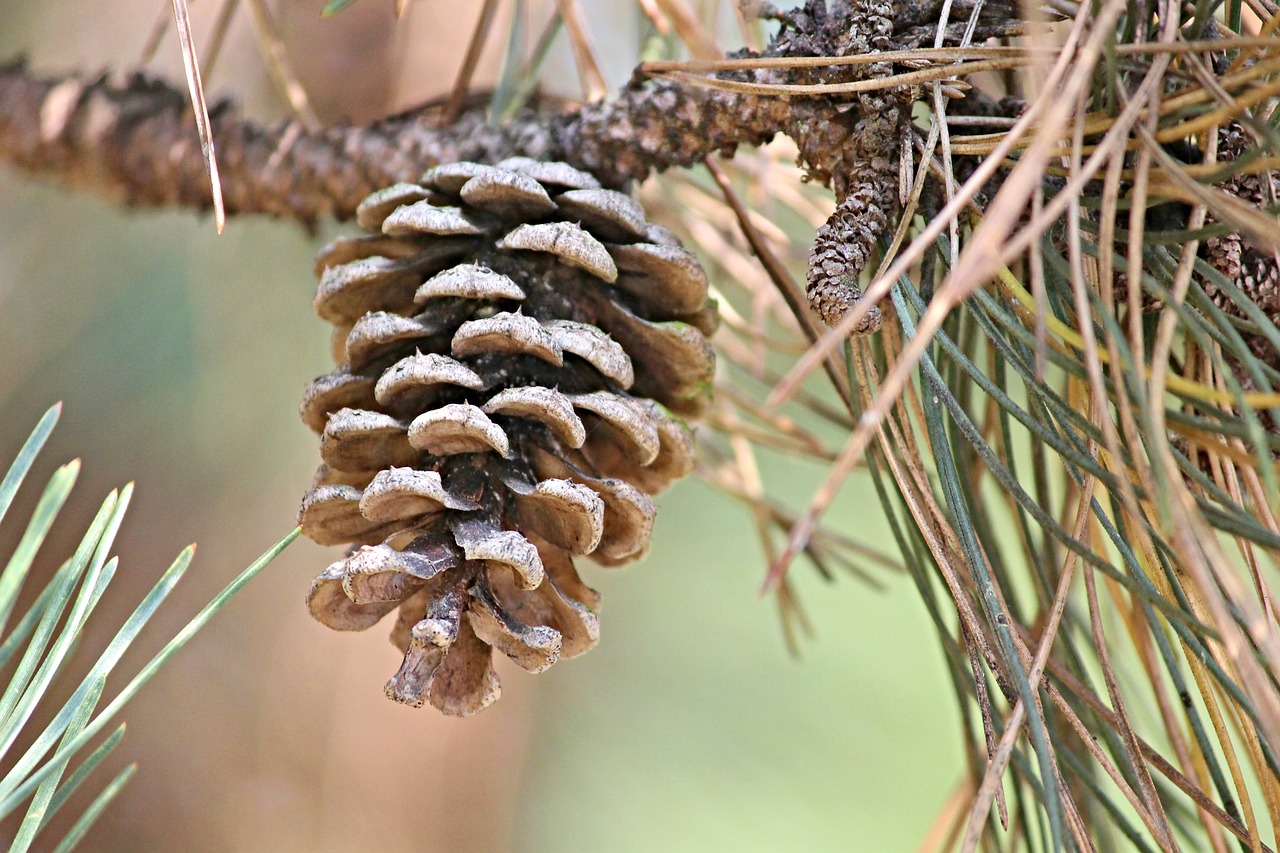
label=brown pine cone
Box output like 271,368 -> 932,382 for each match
297,159 -> 716,715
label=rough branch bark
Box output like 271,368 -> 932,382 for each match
0,63 -> 564,225
0,0 -> 1016,226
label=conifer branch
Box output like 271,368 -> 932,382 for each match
0,1 -> 1019,227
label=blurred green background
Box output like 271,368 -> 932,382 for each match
0,1 -> 961,849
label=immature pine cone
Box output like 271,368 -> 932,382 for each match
297,159 -> 716,715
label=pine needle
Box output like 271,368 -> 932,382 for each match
201,0 -> 241,80
554,0 -> 607,101
652,0 -> 719,60
244,0 -> 321,131
443,0 -> 501,125
170,0 -> 226,233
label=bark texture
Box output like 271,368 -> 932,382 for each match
0,0 -> 1018,225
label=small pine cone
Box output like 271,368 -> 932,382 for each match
298,159 -> 716,715
806,155 -> 895,333
1198,124 -> 1280,320
1116,123 -> 1279,317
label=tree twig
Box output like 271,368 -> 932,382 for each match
0,1 -> 1020,227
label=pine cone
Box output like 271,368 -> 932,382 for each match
297,159 -> 716,715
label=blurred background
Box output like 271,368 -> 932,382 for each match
0,1 -> 962,849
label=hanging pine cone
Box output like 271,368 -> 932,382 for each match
297,158 -> 717,715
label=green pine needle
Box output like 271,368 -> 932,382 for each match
0,406 -> 297,847
49,764 -> 136,853
320,0 -> 361,17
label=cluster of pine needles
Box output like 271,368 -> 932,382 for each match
675,5 -> 1280,853
143,0 -> 1280,849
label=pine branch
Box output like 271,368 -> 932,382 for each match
0,1 -> 1018,227
0,60 -> 781,226
0,61 -> 549,226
